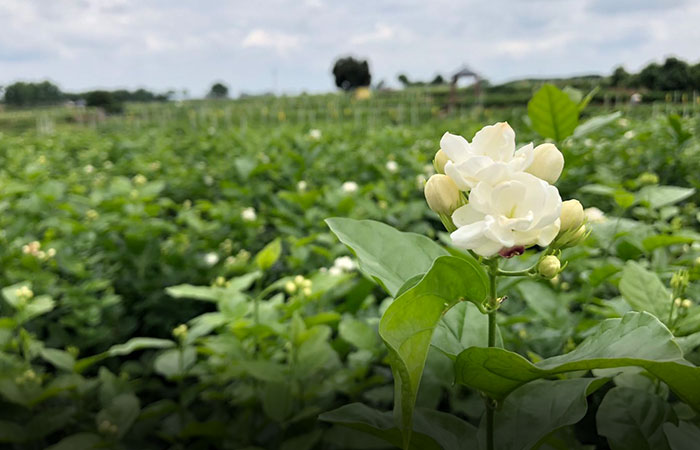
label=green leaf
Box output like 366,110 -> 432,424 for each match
517,281 -> 569,325
527,84 -> 579,142
619,261 -> 671,320
663,421 -> 700,450
166,271 -> 261,302
455,312 -> 700,411
319,403 -> 477,450
75,337 -> 176,372
597,387 -> 676,450
431,302 -> 492,359
44,433 -> 101,450
637,186 -> 695,209
339,315 -> 380,351
95,393 -> 140,439
0,420 -> 27,443
262,382 -> 294,422
642,235 -> 695,252
153,347 -> 196,378
574,111 -> 623,137
491,377 -> 607,450
40,348 -> 76,372
379,255 -> 488,446
577,86 -> 600,111
326,218 -> 448,296
255,238 -> 282,271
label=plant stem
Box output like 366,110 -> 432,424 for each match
485,261 -> 499,450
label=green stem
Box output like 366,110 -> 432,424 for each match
485,261 -> 499,450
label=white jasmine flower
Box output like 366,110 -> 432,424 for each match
333,256 -> 356,272
450,172 -> 562,257
297,180 -> 308,191
584,207 -> 606,223
84,164 -> 95,174
329,266 -> 343,276
309,129 -> 322,140
442,122 -> 564,189
203,252 -> 219,266
241,207 -> 257,221
342,181 -> 358,193
386,161 -> 399,173
624,130 -> 636,139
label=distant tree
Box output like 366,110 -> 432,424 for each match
430,74 -> 445,85
397,74 -> 410,87
3,81 -> 62,106
638,63 -> 661,90
84,90 -> 123,114
690,63 -> 700,90
208,82 -> 229,99
332,57 -> 371,91
657,57 -> 692,91
610,66 -> 630,87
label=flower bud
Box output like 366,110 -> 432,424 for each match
681,299 -> 693,309
526,143 -> 564,184
433,149 -> 449,174
560,200 -> 584,233
538,255 -> 561,279
424,174 -> 460,216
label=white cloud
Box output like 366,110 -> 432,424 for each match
349,23 -> 409,45
242,29 -> 302,54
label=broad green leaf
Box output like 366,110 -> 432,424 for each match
40,348 -> 76,372
0,420 -> 26,443
339,315 -> 380,351
379,255 -> 488,446
2,282 -> 31,309
527,84 -> 579,142
455,312 -> 700,411
676,308 -> 700,336
637,186 -> 695,209
153,347 -> 196,378
255,238 -> 282,270
597,387 -> 676,450
517,281 -> 569,325
319,403 -> 477,450
642,235 -> 695,252
619,261 -> 671,319
45,433 -> 101,450
573,111 -> 623,137
663,421 -> 700,450
280,430 -> 323,450
431,302 -> 493,359
577,86 -> 600,111
95,393 -> 140,439
75,337 -> 176,372
165,271 -> 261,302
490,378 -> 607,450
262,382 -> 294,422
326,218 -> 448,297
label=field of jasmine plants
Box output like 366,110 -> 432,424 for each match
1,85 -> 700,450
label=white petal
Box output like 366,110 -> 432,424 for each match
452,204 -> 484,227
536,220 -> 561,246
440,132 -> 472,164
444,161 -> 472,190
471,122 -> 515,161
468,182 -> 494,214
472,240 -> 503,257
450,221 -> 488,248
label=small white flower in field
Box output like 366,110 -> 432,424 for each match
36,251 -> 46,260
559,200 -> 584,233
584,138 -> 594,147
133,174 -> 147,185
84,164 -> 95,174
203,252 -> 219,266
624,130 -> 636,139
172,324 -> 188,339
618,118 -> 630,127
16,285 -> 34,301
333,256 -> 356,272
241,207 -> 257,221
433,149 -> 449,174
682,299 -> 693,309
303,286 -> 312,296
309,129 -> 322,140
674,297 -> 683,307
285,281 -> 297,294
86,209 -> 99,220
442,122 -> 557,189
22,241 -> 41,256
538,255 -> 561,279
203,175 -> 214,186
294,275 -> 305,285
424,174 -> 461,216
386,160 -> 399,173
450,172 -> 562,257
342,181 -> 358,193
525,143 -> 564,184
329,266 -> 343,276
214,276 -> 226,287
301,278 -> 312,289
584,207 -> 606,223
46,248 -> 56,258
378,200 -> 388,209
297,180 -> 308,191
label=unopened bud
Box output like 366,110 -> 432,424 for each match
682,299 -> 693,309
285,281 -> 297,294
424,174 -> 461,215
674,298 -> 683,307
526,143 -> 564,184
560,200 -> 584,233
434,149 -> 449,174
538,255 -> 561,279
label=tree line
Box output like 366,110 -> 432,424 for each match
605,57 -> 700,91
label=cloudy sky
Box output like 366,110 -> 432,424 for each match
1,0 -> 698,97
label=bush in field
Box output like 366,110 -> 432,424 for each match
2,81 -> 63,106
332,56 -> 371,91
207,82 -> 229,99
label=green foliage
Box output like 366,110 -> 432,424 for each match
527,84 -> 579,142
332,56 -> 371,91
3,81 -> 63,106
